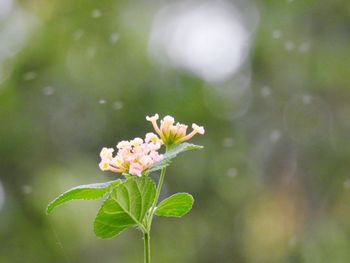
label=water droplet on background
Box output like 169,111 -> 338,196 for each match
112,101 -> 123,110
21,185 -> 32,194
298,42 -> 311,53
110,33 -> 119,44
42,86 -> 55,96
272,30 -> 282,39
73,30 -> 84,41
91,9 -> 102,18
227,167 -> 238,177
23,71 -> 37,81
87,47 -> 96,58
284,41 -> 295,51
222,137 -> 235,148
261,86 -> 271,97
302,94 -> 312,104
270,129 -> 282,143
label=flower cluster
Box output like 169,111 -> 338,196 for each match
99,133 -> 163,176
99,114 -> 205,176
146,114 -> 205,146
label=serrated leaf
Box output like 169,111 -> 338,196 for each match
94,176 -> 156,239
47,180 -> 122,214
155,193 -> 194,217
146,143 -> 203,173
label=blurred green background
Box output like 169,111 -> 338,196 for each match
1,0 -> 350,262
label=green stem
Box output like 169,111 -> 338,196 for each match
143,146 -> 169,263
148,167 -> 166,228
144,232 -> 150,263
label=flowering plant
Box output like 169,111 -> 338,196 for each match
47,114 -> 204,263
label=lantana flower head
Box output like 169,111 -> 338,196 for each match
99,133 -> 163,176
146,114 -> 205,146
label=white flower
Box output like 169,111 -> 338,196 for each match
192,123 -> 205,135
146,113 -> 159,122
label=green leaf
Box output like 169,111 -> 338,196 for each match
46,180 -> 121,214
94,176 -> 156,239
146,143 -> 203,173
155,193 -> 194,217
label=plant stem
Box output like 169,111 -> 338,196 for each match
148,167 -> 166,228
143,147 -> 169,263
144,232 -> 150,263
154,167 -> 167,210
143,166 -> 167,263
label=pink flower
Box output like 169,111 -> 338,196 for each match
149,151 -> 163,162
98,133 -> 163,176
129,162 -> 144,176
99,114 -> 204,175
